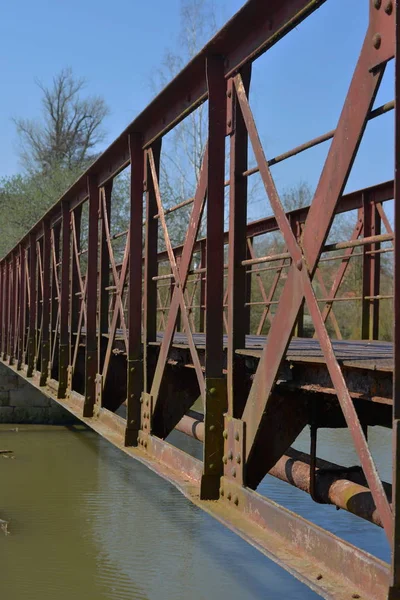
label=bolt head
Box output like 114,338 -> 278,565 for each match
222,455 -> 228,465
236,453 -> 241,464
223,429 -> 228,439
232,468 -> 237,478
235,431 -> 239,441
209,425 -> 215,432
385,0 -> 392,14
209,463 -> 214,470
227,491 -> 232,500
140,397 -> 143,403
227,119 -> 232,128
228,450 -> 233,460
373,0 -> 381,8
373,33 -> 381,49
219,487 -> 224,496
209,387 -> 217,396
130,367 -> 135,373
234,495 -> 239,506
146,399 -> 149,407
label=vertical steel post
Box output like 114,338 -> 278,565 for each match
35,238 -> 43,372
227,66 -> 251,418
6,261 -> 11,359
9,252 -> 17,365
99,181 -> 112,358
50,223 -> 61,378
201,54 -> 227,500
84,176 -> 100,416
292,217 -> 305,337
17,245 -> 26,370
391,3 -> 400,596
362,193 -> 381,340
143,140 -> 161,393
40,220 -> 51,385
58,202 -> 70,397
71,205 -> 82,349
27,233 -> 37,376
0,263 -> 3,358
3,261 -> 9,360
125,133 -> 144,446
199,240 -> 206,332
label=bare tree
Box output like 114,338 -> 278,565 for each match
150,0 -> 219,247
14,67 -> 109,171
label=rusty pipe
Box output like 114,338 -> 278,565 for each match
175,412 -> 390,528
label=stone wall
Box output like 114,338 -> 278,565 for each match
0,362 -> 76,425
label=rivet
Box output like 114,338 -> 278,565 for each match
222,455 -> 228,464
227,119 -> 232,128
223,429 -> 228,439
87,376 -> 91,381
209,463 -> 214,470
228,450 -> 233,460
373,33 -> 381,49
144,440 -> 148,448
232,468 -> 236,478
234,495 -> 239,506
140,397 -> 143,403
144,423 -> 147,429
352,595 -> 360,599
146,399 -> 149,407
373,0 -> 381,7
137,436 -> 141,444
227,89 -> 232,98
87,395 -> 91,401
296,258 -> 303,271
130,394 -> 134,399
227,491 -> 232,500
220,487 -> 224,496
236,453 -> 241,464
209,425 -> 215,432
88,356 -> 91,360
316,574 -> 323,581
130,367 -> 135,372
385,0 -> 392,14
209,387 -> 217,396
235,431 -> 239,441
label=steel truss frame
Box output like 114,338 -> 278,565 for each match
0,1 -> 399,598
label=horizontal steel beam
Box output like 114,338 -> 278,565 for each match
175,411 -> 391,528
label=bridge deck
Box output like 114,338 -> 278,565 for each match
146,334 -> 393,372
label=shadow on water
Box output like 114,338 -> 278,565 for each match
168,425 -> 391,563
0,424 -> 319,600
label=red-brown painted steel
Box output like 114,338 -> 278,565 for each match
0,2 -> 398,598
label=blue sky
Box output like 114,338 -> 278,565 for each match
0,0 -> 394,222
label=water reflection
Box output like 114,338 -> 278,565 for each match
0,422 -> 391,599
0,425 -> 319,600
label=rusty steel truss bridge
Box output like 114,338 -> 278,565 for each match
1,1 -> 400,598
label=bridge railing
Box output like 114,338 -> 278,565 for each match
0,1 -> 399,598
